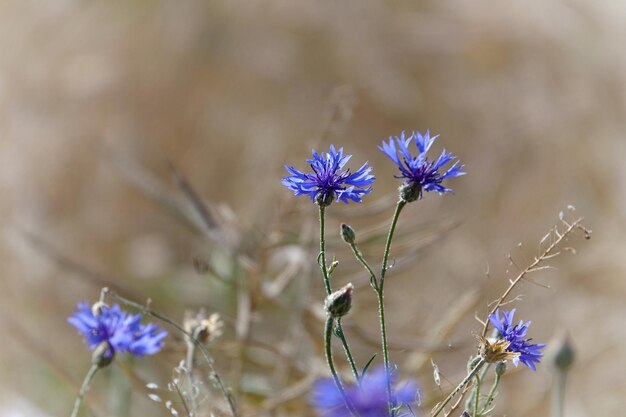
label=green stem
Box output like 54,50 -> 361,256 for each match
348,242 -> 378,290
479,371 -> 501,415
319,206 -> 332,295
71,364 -> 99,417
473,374 -> 480,417
318,205 -> 359,386
377,200 -> 406,414
325,316 -> 359,417
552,370 -> 567,417
431,357 -> 486,417
335,319 -> 360,384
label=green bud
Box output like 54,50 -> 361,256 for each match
399,182 -> 421,203
324,283 -> 353,318
92,341 -> 114,368
551,334 -> 575,371
495,361 -> 507,376
340,224 -> 356,244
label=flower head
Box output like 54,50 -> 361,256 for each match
312,366 -> 418,417
68,302 -> 167,360
489,308 -> 545,370
379,131 -> 464,202
282,145 -> 375,206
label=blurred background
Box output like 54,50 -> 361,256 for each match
0,1 -> 624,416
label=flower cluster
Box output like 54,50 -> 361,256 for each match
379,131 -> 464,201
489,308 -> 545,370
68,302 -> 167,359
282,145 -> 375,206
312,367 -> 418,417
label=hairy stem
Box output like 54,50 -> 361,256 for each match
318,206 -> 360,388
71,364 -> 99,417
431,357 -> 486,417
377,200 -> 406,414
325,316 -> 359,417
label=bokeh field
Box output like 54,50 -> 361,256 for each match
1,1 -> 625,416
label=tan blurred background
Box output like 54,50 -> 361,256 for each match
0,1 -> 624,416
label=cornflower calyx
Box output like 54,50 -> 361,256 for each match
282,145 -> 375,206
488,308 -> 545,370
379,130 -> 465,202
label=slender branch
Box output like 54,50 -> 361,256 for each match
102,288 -> 238,417
318,206 -> 360,389
335,320 -> 360,383
348,241 -> 378,290
325,316 -> 358,417
71,364 -> 99,417
319,206 -> 332,295
481,218 -> 583,338
431,357 -> 486,417
377,200 -> 406,414
479,370 -> 501,415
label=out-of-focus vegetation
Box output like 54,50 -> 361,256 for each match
0,1 -> 624,416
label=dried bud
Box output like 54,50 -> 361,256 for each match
92,341 -> 114,368
91,301 -> 109,316
399,182 -> 421,203
184,310 -> 223,344
324,283 -> 354,318
478,336 -> 520,364
340,224 -> 356,244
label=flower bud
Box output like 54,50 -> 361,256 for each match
324,283 -> 354,318
340,224 -> 356,244
550,333 -> 575,372
495,361 -> 507,377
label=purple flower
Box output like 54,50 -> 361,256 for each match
489,308 -> 545,370
282,145 -> 375,206
68,302 -> 167,359
312,366 -> 418,417
379,131 -> 464,201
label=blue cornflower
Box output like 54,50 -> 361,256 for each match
379,131 -> 464,202
489,308 -> 545,370
68,302 -> 167,359
282,145 -> 375,206
312,366 -> 418,417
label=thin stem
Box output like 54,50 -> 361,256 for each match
319,206 -> 332,295
348,241 -> 378,289
552,370 -> 567,417
481,218 -> 583,338
473,374 -> 480,417
335,319 -> 360,384
325,316 -> 359,417
71,364 -> 99,417
479,371 -> 501,415
377,200 -> 406,414
102,288 -> 238,417
318,206 -> 360,387
380,201 -> 406,290
431,357 -> 486,417
184,328 -> 201,413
